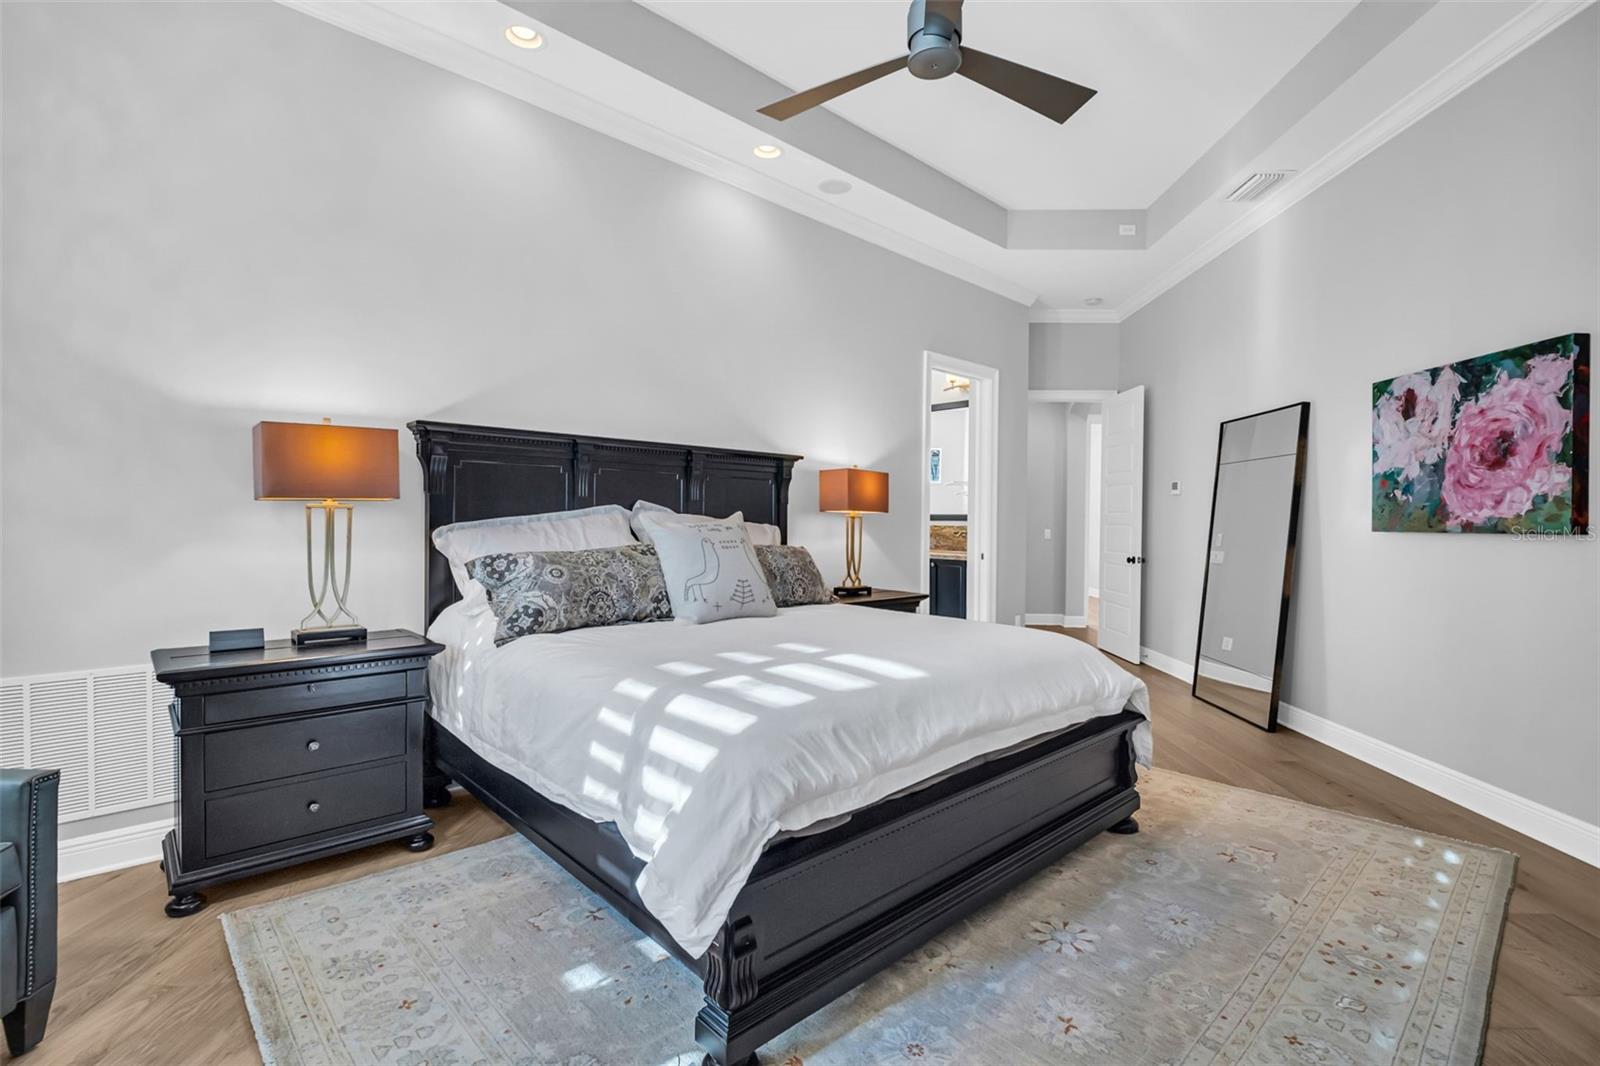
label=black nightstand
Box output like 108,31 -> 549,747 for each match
837,588 -> 929,613
151,629 -> 444,917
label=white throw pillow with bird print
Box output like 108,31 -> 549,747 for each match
640,514 -> 777,624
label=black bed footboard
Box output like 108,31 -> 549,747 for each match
696,711 -> 1141,1063
426,710 -> 1142,1064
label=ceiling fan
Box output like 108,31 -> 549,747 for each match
758,0 -> 1096,125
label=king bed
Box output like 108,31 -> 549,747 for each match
410,420 -> 1150,1065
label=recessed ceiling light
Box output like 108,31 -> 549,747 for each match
505,26 -> 544,49
1084,297 -> 1104,307
752,145 -> 783,160
818,179 -> 852,195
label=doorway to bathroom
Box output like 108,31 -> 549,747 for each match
921,351 -> 998,622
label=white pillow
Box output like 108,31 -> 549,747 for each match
432,505 -> 637,610
640,513 -> 777,624
630,499 -> 781,546
744,521 -> 782,546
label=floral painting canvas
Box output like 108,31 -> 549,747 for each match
1372,333 -> 1589,533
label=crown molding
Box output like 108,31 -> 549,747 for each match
1118,0 -> 1594,322
276,1 -> 1038,308
1028,308 -> 1122,325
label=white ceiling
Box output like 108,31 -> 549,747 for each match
282,0 -> 1590,316
644,0 -> 1357,210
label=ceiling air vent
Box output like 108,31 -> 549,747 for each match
1223,171 -> 1294,202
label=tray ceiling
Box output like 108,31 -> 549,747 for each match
644,0 -> 1358,211
281,0 -> 1590,315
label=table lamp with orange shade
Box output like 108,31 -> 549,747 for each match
819,466 -> 889,597
253,418 -> 399,645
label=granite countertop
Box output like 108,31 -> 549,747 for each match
929,549 -> 967,560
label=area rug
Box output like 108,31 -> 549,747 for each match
223,769 -> 1514,1065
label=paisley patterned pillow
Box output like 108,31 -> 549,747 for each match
755,545 -> 834,607
466,544 -> 672,644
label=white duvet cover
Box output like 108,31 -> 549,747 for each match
429,603 -> 1151,956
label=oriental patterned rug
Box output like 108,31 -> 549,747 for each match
223,769 -> 1513,1065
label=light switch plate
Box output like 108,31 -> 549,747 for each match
1221,636 -> 1234,652
1170,480 -> 1181,494
1210,549 -> 1226,565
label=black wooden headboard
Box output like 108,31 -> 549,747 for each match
409,420 -> 801,625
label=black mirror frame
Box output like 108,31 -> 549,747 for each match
1191,401 -> 1311,732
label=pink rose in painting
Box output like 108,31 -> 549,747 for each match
1440,363 -> 1572,525
1372,367 -> 1462,479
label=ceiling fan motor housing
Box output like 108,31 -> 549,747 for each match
906,0 -> 962,80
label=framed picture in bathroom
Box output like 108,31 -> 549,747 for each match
929,447 -> 943,483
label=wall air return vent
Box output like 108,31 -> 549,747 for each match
1223,170 -> 1295,202
0,666 -> 175,821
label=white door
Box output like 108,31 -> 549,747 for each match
1097,386 -> 1145,663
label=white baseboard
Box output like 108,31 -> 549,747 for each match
1025,613 -> 1087,627
59,817 -> 171,882
1138,646 -> 1600,867
1139,646 -> 1194,682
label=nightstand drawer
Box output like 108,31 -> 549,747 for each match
203,703 -> 409,791
205,762 -> 407,858
203,671 -> 408,725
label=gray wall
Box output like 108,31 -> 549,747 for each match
1029,323 -> 1119,391
1062,406 -> 1089,619
1024,402 -> 1089,620
0,0 -> 1031,682
1119,10 -> 1599,824
1025,403 -> 1066,616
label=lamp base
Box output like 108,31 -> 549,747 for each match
291,624 -> 368,647
833,584 -> 873,598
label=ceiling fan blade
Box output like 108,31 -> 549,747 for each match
956,47 -> 1096,124
758,55 -> 908,121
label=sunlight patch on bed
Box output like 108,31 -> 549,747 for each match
596,706 -> 634,736
705,674 -> 813,708
634,805 -> 668,845
658,661 -> 714,677
588,741 -> 625,774
613,678 -> 657,702
641,765 -> 694,809
824,653 -> 927,680
717,651 -> 772,664
648,725 -> 718,772
766,662 -> 875,692
665,694 -> 757,735
580,776 -> 619,808
774,642 -> 824,654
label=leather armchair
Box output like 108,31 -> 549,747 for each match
1,769 -> 58,1056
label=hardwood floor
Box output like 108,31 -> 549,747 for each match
15,631 -> 1598,1064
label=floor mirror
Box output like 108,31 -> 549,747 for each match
1192,402 -> 1310,731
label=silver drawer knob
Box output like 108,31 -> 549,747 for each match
306,740 -> 321,752
307,801 -> 321,813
